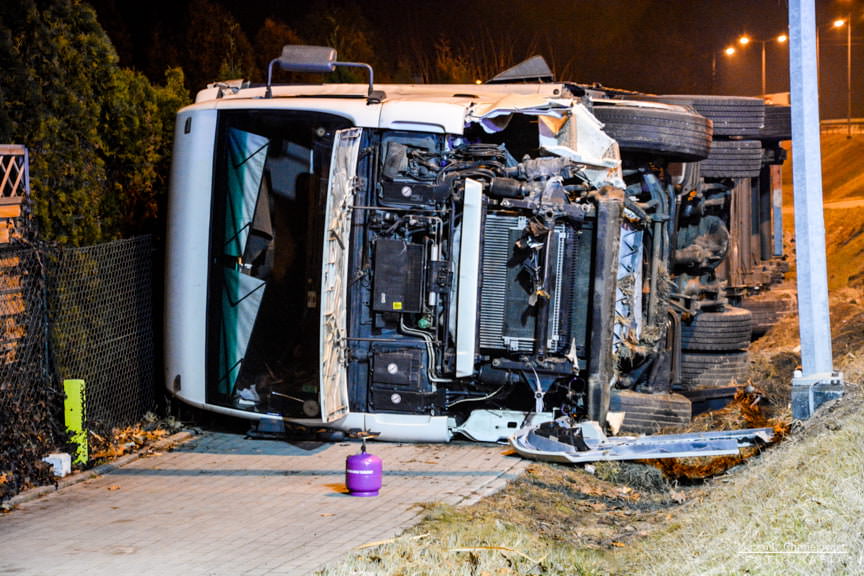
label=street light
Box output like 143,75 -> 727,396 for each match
712,46 -> 739,92
816,16 -> 853,136
832,15 -> 852,139
736,33 -> 788,96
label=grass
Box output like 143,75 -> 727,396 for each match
316,460 -> 694,575
317,272 -> 864,576
317,284 -> 864,576
613,381 -> 864,576
782,134 -> 864,291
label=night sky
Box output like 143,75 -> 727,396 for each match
90,0 -> 861,118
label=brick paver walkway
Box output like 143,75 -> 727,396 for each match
0,432 -> 526,575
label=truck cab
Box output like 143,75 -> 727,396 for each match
165,46 -> 788,441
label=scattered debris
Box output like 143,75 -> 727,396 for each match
41,453 -> 71,477
510,419 -> 774,464
646,388 -> 790,481
87,412 -> 184,463
450,546 -> 546,565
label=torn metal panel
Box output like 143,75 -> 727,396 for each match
468,98 -> 624,189
539,102 -> 625,189
510,419 -> 774,463
467,94 -> 570,131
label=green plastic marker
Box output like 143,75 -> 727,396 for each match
63,379 -> 88,465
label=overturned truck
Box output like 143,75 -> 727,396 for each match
164,47 -> 790,441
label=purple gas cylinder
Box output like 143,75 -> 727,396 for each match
345,438 -> 382,497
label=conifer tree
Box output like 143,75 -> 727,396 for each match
0,0 -> 189,244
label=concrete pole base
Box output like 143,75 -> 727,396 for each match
791,370 -> 844,419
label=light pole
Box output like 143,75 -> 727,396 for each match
847,16 -> 851,138
737,34 -> 788,96
712,46 -> 738,93
832,15 -> 852,138
815,17 -> 852,135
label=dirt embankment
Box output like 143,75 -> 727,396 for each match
744,132 -> 864,421
783,134 -> 864,289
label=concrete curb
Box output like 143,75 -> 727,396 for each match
3,429 -> 198,510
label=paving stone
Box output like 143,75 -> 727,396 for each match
0,432 -> 526,575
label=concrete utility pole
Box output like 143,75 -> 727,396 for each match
788,0 -> 844,418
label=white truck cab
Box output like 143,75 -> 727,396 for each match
165,46 -> 788,441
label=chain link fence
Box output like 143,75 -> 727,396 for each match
47,236 -> 157,432
0,236 -> 157,501
0,246 -> 57,500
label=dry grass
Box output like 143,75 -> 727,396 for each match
802,134 -> 864,201
647,390 -> 790,482
783,134 -> 864,290
319,354 -> 864,576
318,271 -> 864,576
316,462 -> 692,576
612,382 -> 864,576
749,286 -> 864,404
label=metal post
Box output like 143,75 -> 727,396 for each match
712,52 -> 717,94
761,39 -> 767,96
847,12 -> 852,139
63,379 -> 88,466
788,0 -> 844,419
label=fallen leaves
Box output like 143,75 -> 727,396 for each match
450,546 -> 547,565
648,389 -> 791,481
357,533 -> 430,550
89,425 -> 170,461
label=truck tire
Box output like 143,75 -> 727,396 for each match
680,350 -> 750,388
760,105 -> 792,141
740,292 -> 795,338
745,301 -> 783,338
700,140 -> 764,178
637,95 -> 765,138
681,306 -> 753,351
610,390 -> 691,434
591,103 -> 712,161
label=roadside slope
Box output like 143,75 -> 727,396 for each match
616,134 -> 864,575
783,133 -> 864,204
782,133 -> 864,289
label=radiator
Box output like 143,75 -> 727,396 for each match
478,213 -> 569,353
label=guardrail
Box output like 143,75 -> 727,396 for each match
820,118 -> 864,135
